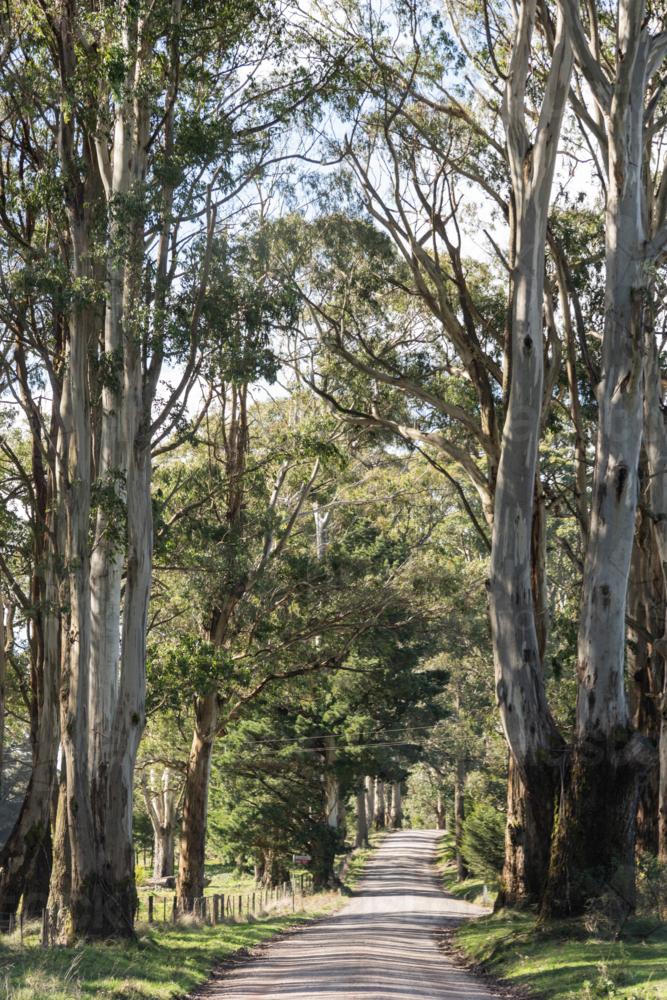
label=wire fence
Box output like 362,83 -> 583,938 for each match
0,873 -> 315,947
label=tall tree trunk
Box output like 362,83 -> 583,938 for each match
455,758 -> 467,881
628,507 -> 661,854
49,767 -> 71,942
365,776 -> 375,827
324,735 -> 338,829
0,342 -> 61,922
355,790 -> 368,848
374,779 -> 385,828
435,790 -> 446,830
142,769 -> 178,878
641,282 -> 667,860
177,692 -> 219,906
488,1 -> 572,907
542,2 -> 659,916
390,783 -> 403,829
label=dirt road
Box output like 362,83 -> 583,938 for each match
209,829 -> 494,999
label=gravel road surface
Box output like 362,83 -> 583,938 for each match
210,829 -> 494,999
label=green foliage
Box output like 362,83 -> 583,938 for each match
455,909 -> 667,1000
461,803 -> 506,882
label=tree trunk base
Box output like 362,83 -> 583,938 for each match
496,753 -> 556,909
67,876 -> 137,939
540,733 -> 656,920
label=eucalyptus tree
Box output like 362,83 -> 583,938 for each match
296,0 -> 667,912
538,0 -> 667,916
0,0 -> 341,937
0,395 -> 60,920
279,0 -> 576,895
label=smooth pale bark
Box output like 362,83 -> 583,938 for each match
142,770 -> 177,878
313,504 -> 331,561
88,43 -> 132,868
365,776 -> 375,829
57,136 -> 97,928
435,790 -> 446,830
355,790 -> 368,848
390,783 -> 402,829
455,758 -> 467,882
542,0 -> 660,915
489,2 -> 573,906
556,258 -> 589,547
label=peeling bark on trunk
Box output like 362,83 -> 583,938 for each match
488,1 -> 572,906
497,753 -> 551,906
542,0 -> 661,916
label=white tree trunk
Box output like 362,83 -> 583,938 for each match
355,790 -> 368,848
365,776 -> 375,828
542,0 -> 662,916
390,783 -> 402,829
324,735 -> 338,828
488,0 -> 573,906
142,769 -> 177,878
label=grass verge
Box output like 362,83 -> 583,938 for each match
435,833 -> 498,905
1,835 -> 386,999
452,908 -> 667,1000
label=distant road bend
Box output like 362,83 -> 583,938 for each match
209,829 -> 494,999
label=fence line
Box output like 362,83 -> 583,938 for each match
0,873 -> 315,947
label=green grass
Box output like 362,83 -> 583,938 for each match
435,832 -> 498,905
453,908 -> 667,1000
1,837 -> 386,999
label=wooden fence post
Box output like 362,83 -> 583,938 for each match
148,896 -> 154,923
172,896 -> 177,923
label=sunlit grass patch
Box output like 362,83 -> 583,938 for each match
1,834 -> 384,998
453,908 -> 667,1000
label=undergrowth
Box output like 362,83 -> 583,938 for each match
0,834 -> 385,999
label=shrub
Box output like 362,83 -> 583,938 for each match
636,852 -> 667,919
461,803 -> 505,881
